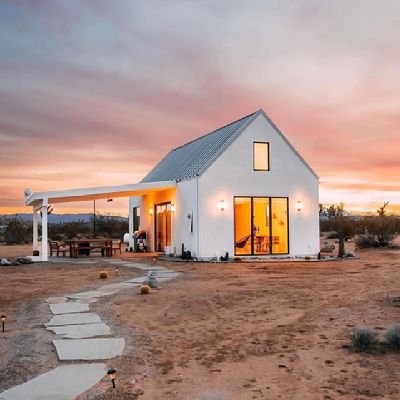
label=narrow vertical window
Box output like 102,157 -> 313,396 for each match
253,142 -> 269,171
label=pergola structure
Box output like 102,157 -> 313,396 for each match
24,181 -> 176,261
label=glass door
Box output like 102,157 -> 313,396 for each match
234,197 -> 288,255
155,202 -> 171,252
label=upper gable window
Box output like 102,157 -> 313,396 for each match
253,142 -> 269,171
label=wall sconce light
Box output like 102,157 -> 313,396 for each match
149,207 -> 153,216
296,201 -> 304,212
217,199 -> 225,211
1,315 -> 6,333
107,368 -> 117,388
171,203 -> 176,213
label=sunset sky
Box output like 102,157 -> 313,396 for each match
0,0 -> 399,216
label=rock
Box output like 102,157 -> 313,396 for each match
1,258 -> 11,265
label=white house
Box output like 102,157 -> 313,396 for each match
25,109 -> 319,261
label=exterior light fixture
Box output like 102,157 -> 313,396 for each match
296,201 -> 304,211
107,368 -> 117,388
149,207 -> 153,216
170,203 -> 176,213
1,315 -> 6,333
217,200 -> 225,211
115,267 -> 119,276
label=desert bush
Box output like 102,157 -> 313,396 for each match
195,391 -> 230,400
384,324 -> 400,350
355,234 -> 378,249
99,271 -> 109,279
4,218 -> 31,244
348,327 -> 378,351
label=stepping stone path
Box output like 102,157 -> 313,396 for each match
0,259 -> 180,400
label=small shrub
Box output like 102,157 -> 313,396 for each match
355,234 -> 378,249
99,271 -> 108,279
195,391 -> 230,400
140,284 -> 151,294
384,324 -> 400,350
348,327 -> 378,351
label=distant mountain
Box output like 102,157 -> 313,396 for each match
0,213 -> 128,223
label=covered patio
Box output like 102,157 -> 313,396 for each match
24,181 -> 176,261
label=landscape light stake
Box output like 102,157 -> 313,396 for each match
115,267 -> 119,276
107,368 -> 117,388
1,315 -> 6,333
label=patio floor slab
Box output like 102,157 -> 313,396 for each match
53,338 -> 125,360
0,363 -> 106,400
46,312 -> 101,327
47,322 -> 111,339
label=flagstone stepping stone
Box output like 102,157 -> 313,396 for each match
47,322 -> 111,339
49,302 -> 89,315
125,276 -> 147,284
0,363 -> 106,400
46,312 -> 101,327
45,296 -> 68,304
53,338 -> 125,360
97,282 -> 133,291
66,289 -> 118,299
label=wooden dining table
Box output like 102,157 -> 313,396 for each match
68,239 -> 113,258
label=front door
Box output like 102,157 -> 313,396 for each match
234,197 -> 289,255
155,202 -> 172,252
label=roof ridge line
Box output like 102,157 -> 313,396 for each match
172,110 -> 258,152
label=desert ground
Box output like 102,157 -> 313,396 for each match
1,242 -> 400,399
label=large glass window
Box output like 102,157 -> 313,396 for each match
234,197 -> 288,255
155,203 -> 171,252
234,198 -> 252,255
253,142 -> 269,171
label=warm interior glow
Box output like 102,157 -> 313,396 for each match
149,207 -> 153,216
253,142 -> 269,171
170,203 -> 176,212
155,203 -> 172,252
234,197 -> 288,255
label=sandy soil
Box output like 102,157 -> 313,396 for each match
80,248 -> 400,400
1,244 -> 400,399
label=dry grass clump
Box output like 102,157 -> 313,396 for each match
384,324 -> 400,350
99,271 -> 109,279
195,390 -> 230,400
348,327 -> 378,352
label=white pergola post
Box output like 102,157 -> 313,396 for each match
41,198 -> 48,261
32,207 -> 39,253
128,197 -> 134,251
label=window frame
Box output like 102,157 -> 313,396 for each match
253,141 -> 270,171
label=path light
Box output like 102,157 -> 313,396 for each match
296,201 -> 304,212
1,315 -> 6,333
115,267 -> 119,277
217,199 -> 225,212
107,368 -> 117,388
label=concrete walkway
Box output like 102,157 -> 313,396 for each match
0,259 -> 180,400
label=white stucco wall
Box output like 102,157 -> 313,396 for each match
197,114 -> 319,258
173,178 -> 199,257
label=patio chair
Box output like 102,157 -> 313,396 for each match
48,240 -> 68,257
112,239 -> 122,255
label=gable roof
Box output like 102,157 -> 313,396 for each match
141,109 -> 318,183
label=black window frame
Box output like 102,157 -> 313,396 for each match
253,141 -> 270,171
